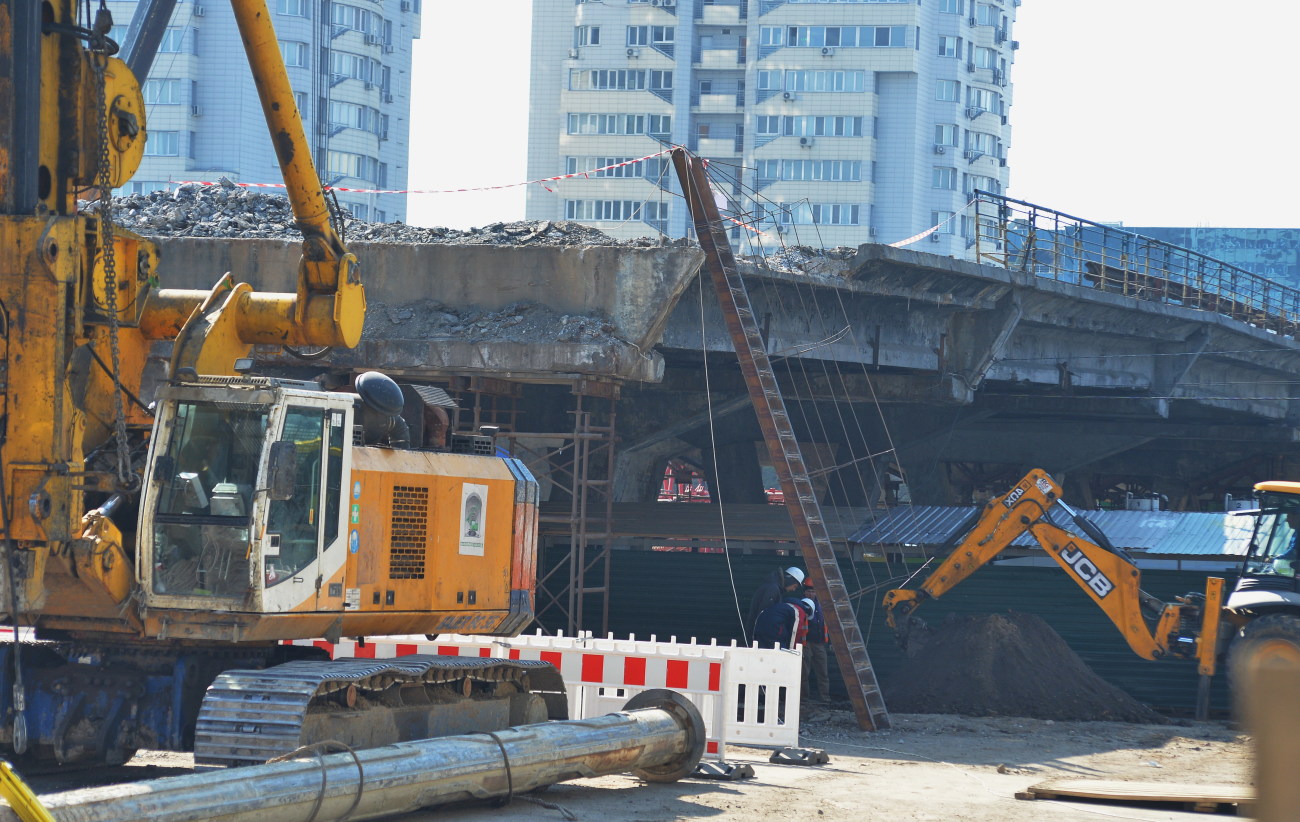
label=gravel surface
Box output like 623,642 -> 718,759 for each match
109,181 -> 671,247
106,181 -> 858,276
15,713 -> 1250,822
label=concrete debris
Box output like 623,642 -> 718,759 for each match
744,245 -> 859,278
107,183 -> 674,247
365,299 -> 620,345
106,182 -> 861,274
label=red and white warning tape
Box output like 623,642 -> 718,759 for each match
173,149 -> 678,196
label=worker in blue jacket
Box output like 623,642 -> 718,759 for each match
745,566 -> 805,640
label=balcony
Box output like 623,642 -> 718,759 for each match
696,136 -> 741,156
698,4 -> 741,25
693,93 -> 740,114
696,48 -> 742,69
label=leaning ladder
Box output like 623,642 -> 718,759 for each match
670,148 -> 890,731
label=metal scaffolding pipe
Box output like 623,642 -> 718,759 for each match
0,690 -> 704,822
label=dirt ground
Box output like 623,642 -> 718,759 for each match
29,708 -> 1246,822
398,709 -> 1249,822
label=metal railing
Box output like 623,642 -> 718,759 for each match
973,191 -> 1300,338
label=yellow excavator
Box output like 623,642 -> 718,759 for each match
883,469 -> 1300,716
0,0 -> 559,768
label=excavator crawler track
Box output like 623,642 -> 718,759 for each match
194,655 -> 566,768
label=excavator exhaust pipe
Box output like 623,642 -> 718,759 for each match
0,690 -> 705,822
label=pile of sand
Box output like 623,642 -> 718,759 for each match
883,612 -> 1166,723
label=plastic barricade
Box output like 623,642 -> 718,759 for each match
285,632 -> 803,757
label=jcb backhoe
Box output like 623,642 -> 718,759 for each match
883,469 -> 1300,717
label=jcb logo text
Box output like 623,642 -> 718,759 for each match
1059,543 -> 1114,598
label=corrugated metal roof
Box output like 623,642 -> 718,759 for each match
847,506 -> 980,547
849,505 -> 1256,557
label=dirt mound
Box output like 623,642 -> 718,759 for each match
883,612 -> 1166,723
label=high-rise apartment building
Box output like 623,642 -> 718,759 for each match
527,0 -> 1017,255
110,0 -> 421,222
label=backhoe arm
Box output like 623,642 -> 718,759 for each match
1026,522 -> 1177,660
142,0 -> 365,377
883,469 -> 1061,628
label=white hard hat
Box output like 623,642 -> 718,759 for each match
800,598 -> 816,614
784,567 -> 806,584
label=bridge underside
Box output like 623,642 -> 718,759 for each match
154,237 -> 1300,631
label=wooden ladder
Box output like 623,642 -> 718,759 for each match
670,148 -> 890,731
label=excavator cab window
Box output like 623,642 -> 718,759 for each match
264,406 -> 329,586
1244,491 -> 1300,579
152,402 -> 269,596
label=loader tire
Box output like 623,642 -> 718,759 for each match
1227,613 -> 1300,712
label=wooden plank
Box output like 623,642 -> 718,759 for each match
1019,778 -> 1252,810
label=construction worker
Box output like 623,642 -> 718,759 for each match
801,580 -> 832,703
746,566 -> 806,639
753,596 -> 812,650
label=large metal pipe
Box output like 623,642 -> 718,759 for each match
0,690 -> 704,822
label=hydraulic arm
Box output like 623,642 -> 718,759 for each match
882,469 -> 1224,675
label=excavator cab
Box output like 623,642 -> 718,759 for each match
1229,483 -> 1300,611
139,377 -> 355,613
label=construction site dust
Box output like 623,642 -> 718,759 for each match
883,612 -> 1167,724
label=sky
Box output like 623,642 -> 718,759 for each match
406,2 -> 1300,231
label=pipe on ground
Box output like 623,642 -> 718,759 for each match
0,690 -> 705,822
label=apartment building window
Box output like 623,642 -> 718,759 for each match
786,70 -> 866,92
327,150 -> 380,182
143,79 -> 183,104
329,101 -> 384,134
938,36 -> 961,58
931,210 -> 956,233
974,46 -> 998,69
158,27 -> 191,53
650,70 -> 672,91
756,115 -> 781,136
966,131 -> 998,156
779,203 -> 860,225
571,70 -> 646,90
966,174 -> 1000,195
759,159 -> 862,182
932,166 -> 957,190
627,26 -> 674,47
934,124 -> 959,147
347,203 -> 368,220
144,131 -> 181,156
760,27 -> 785,47
780,25 -> 908,48
792,116 -> 864,137
567,113 -> 668,135
573,26 -> 600,47
331,51 -> 380,82
966,86 -> 1000,113
564,200 -> 668,222
975,3 -> 1001,26
936,80 -> 960,102
332,3 -> 381,34
276,0 -> 307,15
280,40 -> 309,67
566,157 -> 647,178
939,0 -> 963,12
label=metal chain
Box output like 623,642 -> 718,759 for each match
89,6 -> 136,491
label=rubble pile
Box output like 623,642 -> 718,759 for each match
750,244 -> 859,277
364,299 -> 619,345
109,181 -> 668,247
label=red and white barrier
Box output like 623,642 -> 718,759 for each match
284,632 -> 804,758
